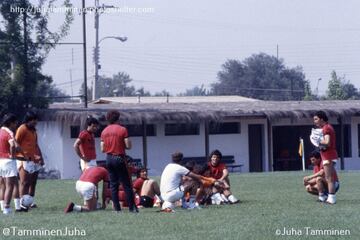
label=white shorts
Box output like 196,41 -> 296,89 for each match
17,161 -> 42,174
76,180 -> 96,201
0,158 -> 18,178
161,187 -> 184,210
80,159 -> 97,171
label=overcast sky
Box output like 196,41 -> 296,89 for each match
37,0 -> 360,97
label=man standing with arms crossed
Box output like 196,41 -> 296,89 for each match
313,111 -> 338,204
74,116 -> 99,172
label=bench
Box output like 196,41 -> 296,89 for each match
182,155 -> 243,172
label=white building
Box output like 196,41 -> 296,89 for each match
37,96 -> 360,179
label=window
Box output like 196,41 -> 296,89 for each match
93,124 -> 156,137
209,122 -> 241,135
165,123 -> 200,136
125,124 -> 156,137
70,126 -> 80,138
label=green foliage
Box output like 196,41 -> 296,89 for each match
326,71 -> 360,100
180,84 -> 208,96
0,0 -> 73,115
212,53 -> 308,100
80,72 -> 151,98
0,172 -> 358,240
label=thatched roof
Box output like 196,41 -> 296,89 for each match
38,96 -> 360,125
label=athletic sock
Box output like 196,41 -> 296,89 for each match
73,204 -> 82,212
0,200 -> 4,211
14,198 -> 20,210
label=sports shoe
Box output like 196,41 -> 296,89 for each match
318,194 -> 327,202
228,195 -> 239,204
211,193 -> 223,205
220,194 -> 230,204
160,207 -> 175,213
16,205 -> 28,212
326,194 -> 336,204
64,202 -> 74,213
30,203 -> 37,209
3,207 -> 12,215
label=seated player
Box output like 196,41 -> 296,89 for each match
160,152 -> 214,213
133,168 -> 161,208
208,149 -> 239,204
64,166 -> 109,213
182,163 -> 216,208
303,150 -> 340,201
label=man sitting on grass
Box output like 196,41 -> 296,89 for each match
133,168 -> 161,208
64,166 -> 109,213
208,150 -> 239,204
303,150 -> 340,201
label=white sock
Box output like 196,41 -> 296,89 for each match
73,204 -> 82,212
14,198 -> 20,210
0,200 -> 4,211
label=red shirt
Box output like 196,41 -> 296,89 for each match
79,167 -> 110,184
100,124 -> 129,155
314,161 -> 339,182
0,128 -> 12,158
78,130 -> 96,160
208,162 -> 227,180
320,124 -> 338,161
133,178 -> 145,195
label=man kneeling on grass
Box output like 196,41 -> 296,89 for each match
64,166 -> 109,213
160,152 -> 216,213
303,150 -> 340,202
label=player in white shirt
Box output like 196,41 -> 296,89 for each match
160,152 -> 208,212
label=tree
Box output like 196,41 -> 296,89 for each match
326,71 -> 360,100
80,72 -> 151,98
212,53 -> 308,100
180,85 -> 208,96
0,0 -> 73,115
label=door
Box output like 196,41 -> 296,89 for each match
248,124 -> 263,172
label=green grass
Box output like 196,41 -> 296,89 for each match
1,171 -> 359,240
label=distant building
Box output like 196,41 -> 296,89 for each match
37,96 -> 360,179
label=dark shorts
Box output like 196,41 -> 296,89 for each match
140,196 -> 154,208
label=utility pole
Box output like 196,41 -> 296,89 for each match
23,11 -> 29,108
82,0 -> 88,108
93,1 -> 114,100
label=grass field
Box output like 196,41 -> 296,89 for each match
0,171 -> 359,240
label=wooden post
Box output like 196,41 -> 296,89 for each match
142,120 -> 148,168
338,117 -> 345,170
267,117 -> 273,171
204,120 -> 209,159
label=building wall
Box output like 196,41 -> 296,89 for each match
37,122 -> 64,178
38,115 -> 360,178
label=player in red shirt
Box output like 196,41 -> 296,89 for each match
303,150 -> 340,196
64,166 -> 109,213
74,116 -> 99,172
100,110 -> 137,213
0,114 -> 19,215
132,168 -> 161,208
208,149 -> 239,204
313,111 -> 338,204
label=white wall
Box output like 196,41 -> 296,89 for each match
344,117 -> 360,170
37,121 -> 64,178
